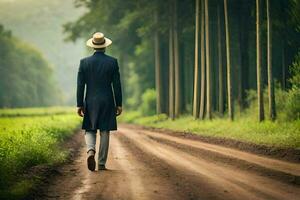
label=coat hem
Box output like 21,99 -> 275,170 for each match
81,127 -> 118,132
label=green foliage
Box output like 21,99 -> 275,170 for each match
290,51 -> 300,88
140,89 -> 157,116
290,0 -> 300,32
0,107 -> 81,199
0,25 -> 60,108
285,88 -> 300,120
246,54 -> 300,121
283,53 -> 300,120
0,0 -> 85,104
117,110 -> 142,123
134,113 -> 168,125
125,63 -> 142,109
245,87 -> 300,121
64,0 -> 160,109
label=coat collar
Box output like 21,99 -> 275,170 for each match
93,51 -> 105,55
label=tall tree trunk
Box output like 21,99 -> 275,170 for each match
217,3 -> 224,114
169,2 -> 175,120
204,0 -> 212,119
256,0 -> 265,122
199,0 -> 206,119
266,0 -> 276,120
224,0 -> 233,120
154,6 -> 162,114
193,0 -> 200,119
174,0 -> 180,117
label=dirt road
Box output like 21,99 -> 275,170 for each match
38,124 -> 300,200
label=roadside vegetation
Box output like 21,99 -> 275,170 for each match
119,62 -> 300,148
0,107 -> 81,199
119,111 -> 300,148
0,106 -> 75,117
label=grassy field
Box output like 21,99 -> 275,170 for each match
119,111 -> 300,149
0,106 -> 75,117
0,107 -> 81,199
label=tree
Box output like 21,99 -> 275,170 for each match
217,2 -> 224,114
224,0 -> 233,120
204,0 -> 212,119
193,0 -> 200,119
174,0 -> 181,117
169,1 -> 175,120
256,0 -> 265,121
199,0 -> 206,120
266,0 -> 276,120
154,2 -> 162,114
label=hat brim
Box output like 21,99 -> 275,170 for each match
86,37 -> 112,48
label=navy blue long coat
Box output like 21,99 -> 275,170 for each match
76,51 -> 122,131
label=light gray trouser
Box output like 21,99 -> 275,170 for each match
85,130 -> 110,165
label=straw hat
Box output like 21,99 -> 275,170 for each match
86,32 -> 112,48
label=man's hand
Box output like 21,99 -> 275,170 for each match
116,106 -> 122,116
77,107 -> 84,117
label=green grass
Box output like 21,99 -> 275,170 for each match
0,107 -> 81,199
0,106 -> 75,117
118,111 -> 300,149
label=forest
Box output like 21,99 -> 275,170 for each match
0,25 -> 60,107
0,0 -> 85,105
65,0 -> 300,123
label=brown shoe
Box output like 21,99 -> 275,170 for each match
87,150 -> 96,171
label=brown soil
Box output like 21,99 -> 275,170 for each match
125,124 -> 300,163
34,124 -> 300,200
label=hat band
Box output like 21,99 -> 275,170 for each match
92,39 -> 106,45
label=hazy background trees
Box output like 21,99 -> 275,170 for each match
0,25 -> 59,107
0,0 -> 85,105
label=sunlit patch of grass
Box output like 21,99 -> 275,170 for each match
117,110 -> 141,123
119,111 -> 300,148
0,107 -> 81,199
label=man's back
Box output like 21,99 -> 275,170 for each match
77,50 -> 122,131
81,52 -> 118,99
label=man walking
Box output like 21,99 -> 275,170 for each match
77,32 -> 122,171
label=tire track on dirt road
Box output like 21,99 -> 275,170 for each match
138,128 -> 300,177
